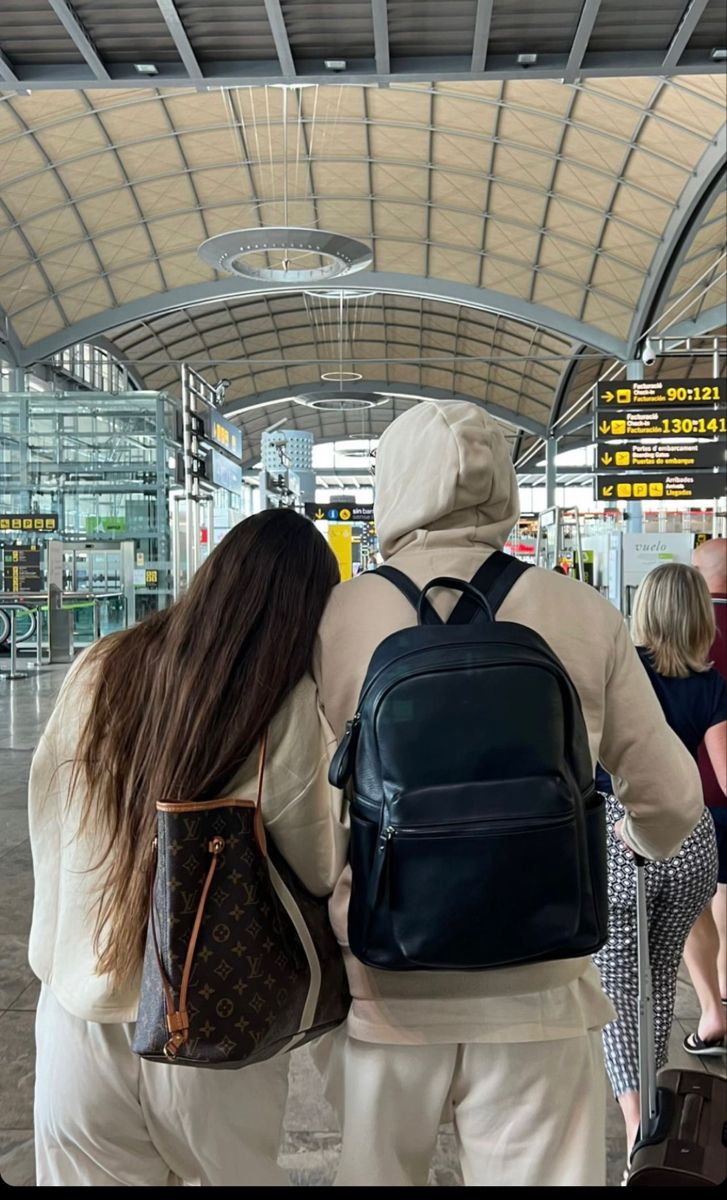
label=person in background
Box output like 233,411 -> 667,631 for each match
313,400 -> 702,1188
683,537 -> 727,1053
594,563 -> 725,1158
29,510 -> 346,1187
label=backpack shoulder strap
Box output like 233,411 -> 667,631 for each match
449,551 -> 532,624
375,566 -> 443,625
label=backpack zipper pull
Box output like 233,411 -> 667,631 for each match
367,825 -> 394,908
329,712 -> 361,788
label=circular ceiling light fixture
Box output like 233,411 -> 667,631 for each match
295,389 -> 386,411
198,228 -> 372,284
303,288 -> 378,301
320,370 -> 363,383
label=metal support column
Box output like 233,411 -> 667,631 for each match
170,493 -> 185,602
545,437 -> 557,509
155,394 -> 169,606
0,609 -> 29,680
181,364 -> 194,590
625,360 -> 644,534
18,393 -> 30,511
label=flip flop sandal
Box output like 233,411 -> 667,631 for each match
683,1032 -> 726,1056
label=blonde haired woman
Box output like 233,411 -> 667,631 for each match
594,563 -> 726,1157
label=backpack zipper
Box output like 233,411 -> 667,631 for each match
366,811 -> 576,909
381,811 -> 574,840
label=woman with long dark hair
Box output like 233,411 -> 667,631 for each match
29,509 -> 345,1187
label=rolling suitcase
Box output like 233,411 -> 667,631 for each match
626,856 -> 727,1186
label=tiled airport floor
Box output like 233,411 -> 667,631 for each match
1,663 -> 724,1187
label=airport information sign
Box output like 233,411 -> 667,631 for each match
305,503 -> 374,522
0,513 -> 58,533
597,380 -> 723,408
207,448 -> 243,493
2,544 -> 42,592
203,410 -> 243,460
597,408 -> 726,439
596,440 -> 725,471
595,379 -> 726,500
597,474 -> 722,502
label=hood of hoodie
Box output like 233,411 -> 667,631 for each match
374,400 -> 520,559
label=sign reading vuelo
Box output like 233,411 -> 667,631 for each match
597,380 -> 723,408
597,475 -> 722,501
597,440 -> 725,471
0,513 -> 58,533
597,408 -> 726,439
305,503 -> 374,522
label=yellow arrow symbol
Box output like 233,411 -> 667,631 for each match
601,452 -> 613,466
602,485 -> 614,497
599,420 -> 610,435
315,509 -> 325,520
601,391 -> 614,403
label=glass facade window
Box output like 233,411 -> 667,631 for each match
0,390 -> 181,621
52,342 -> 129,394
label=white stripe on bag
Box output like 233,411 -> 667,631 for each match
267,859 -> 321,1052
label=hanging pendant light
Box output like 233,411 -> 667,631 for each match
199,227 -> 372,283
294,289 -> 384,410
199,85 -> 372,284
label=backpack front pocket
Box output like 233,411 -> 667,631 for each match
350,777 -> 589,970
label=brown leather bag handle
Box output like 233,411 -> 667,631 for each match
253,729 -> 268,857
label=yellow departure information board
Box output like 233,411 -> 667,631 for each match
0,513 -> 58,533
597,408 -> 726,439
597,474 -> 721,501
597,440 -> 724,471
597,380 -> 722,408
595,382 -> 726,500
203,411 -> 242,460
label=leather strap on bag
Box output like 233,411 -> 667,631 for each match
375,566 -> 441,625
149,734 -> 268,1059
253,730 -> 268,856
448,551 -> 531,625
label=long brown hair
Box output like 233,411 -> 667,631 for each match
75,509 -> 339,985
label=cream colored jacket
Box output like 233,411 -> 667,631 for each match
28,659 -> 347,1023
315,399 -> 703,1044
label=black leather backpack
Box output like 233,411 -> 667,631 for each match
330,551 -> 608,971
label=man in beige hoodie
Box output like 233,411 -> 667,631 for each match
313,400 -> 703,1187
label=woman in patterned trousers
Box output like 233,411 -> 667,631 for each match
594,564 -> 726,1157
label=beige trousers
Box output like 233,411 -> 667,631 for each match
313,1026 -> 607,1187
34,985 -> 290,1187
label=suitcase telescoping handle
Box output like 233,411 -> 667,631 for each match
635,855 -> 659,1144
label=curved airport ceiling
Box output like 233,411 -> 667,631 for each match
0,75 -> 723,356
